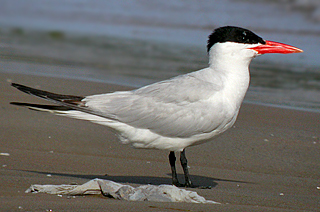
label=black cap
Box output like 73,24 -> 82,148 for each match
207,26 -> 265,52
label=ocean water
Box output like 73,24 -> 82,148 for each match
0,0 -> 320,111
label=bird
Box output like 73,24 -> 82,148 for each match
11,26 -> 303,188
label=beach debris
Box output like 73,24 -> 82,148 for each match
263,139 -> 269,142
0,153 -> 10,156
279,193 -> 284,196
46,174 -> 52,177
316,186 -> 320,190
25,178 -> 219,204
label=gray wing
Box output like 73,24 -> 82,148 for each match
84,74 -> 230,138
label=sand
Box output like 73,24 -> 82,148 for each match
1,72 -> 319,211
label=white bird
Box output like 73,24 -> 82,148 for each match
11,26 -> 303,188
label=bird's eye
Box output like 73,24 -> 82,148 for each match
242,36 -> 249,42
242,36 -> 252,43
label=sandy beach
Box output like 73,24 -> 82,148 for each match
1,72 -> 319,211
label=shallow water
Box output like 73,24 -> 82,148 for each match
1,0 -> 320,66
0,0 -> 320,111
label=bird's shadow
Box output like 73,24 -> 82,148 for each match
16,169 -> 253,188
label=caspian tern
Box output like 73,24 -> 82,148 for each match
11,26 -> 303,188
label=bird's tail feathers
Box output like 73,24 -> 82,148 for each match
11,83 -> 85,107
11,83 -> 113,120
10,102 -> 113,128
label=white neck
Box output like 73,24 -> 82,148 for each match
209,42 -> 255,72
205,42 -> 258,109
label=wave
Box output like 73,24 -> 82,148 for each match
255,0 -> 320,22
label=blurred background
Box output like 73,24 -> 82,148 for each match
0,0 -> 319,111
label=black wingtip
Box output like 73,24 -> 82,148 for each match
11,83 -> 106,119
10,102 -> 26,106
11,83 -> 20,89
11,83 -> 33,95
10,102 -> 71,111
11,82 -> 24,88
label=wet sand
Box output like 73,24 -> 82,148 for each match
1,72 -> 319,211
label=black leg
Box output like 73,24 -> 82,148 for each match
180,149 -> 194,188
169,151 -> 182,187
170,150 -> 211,189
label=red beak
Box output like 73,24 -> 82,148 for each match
249,40 -> 303,54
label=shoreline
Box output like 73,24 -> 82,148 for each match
243,100 -> 320,114
1,72 -> 319,211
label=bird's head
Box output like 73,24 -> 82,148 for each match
207,26 -> 303,66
